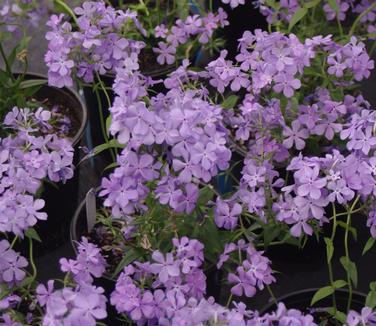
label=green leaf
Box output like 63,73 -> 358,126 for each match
363,238 -> 375,255
25,228 -> 42,243
19,79 -> 47,89
288,7 -> 308,32
366,291 -> 376,309
311,286 -> 334,305
221,95 -> 239,110
20,276 -> 34,288
112,248 -> 143,278
304,0 -> 321,9
337,221 -> 357,241
197,186 -> 214,207
332,279 -> 347,289
104,162 -> 119,172
324,237 -> 334,263
6,46 -> 18,70
53,0 -> 78,24
340,257 -> 358,287
263,226 -> 281,247
105,116 -> 112,137
328,0 -> 339,12
327,308 -> 347,323
79,139 -> 124,165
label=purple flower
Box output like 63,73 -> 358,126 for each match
153,42 -> 176,65
36,280 -> 55,307
296,166 -> 327,200
347,307 -> 376,326
173,183 -> 199,214
214,199 -> 242,230
347,126 -> 376,155
327,179 -> 355,204
150,251 -> 180,283
228,266 -> 256,297
0,240 -> 28,285
282,120 -> 309,150
273,73 -> 301,98
221,0 -> 245,9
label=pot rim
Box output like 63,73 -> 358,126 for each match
13,71 -> 88,147
70,197 -> 86,256
70,197 -> 118,281
260,288 -> 367,315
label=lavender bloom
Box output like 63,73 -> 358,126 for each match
0,240 -> 28,285
296,166 -> 327,200
150,251 -> 180,283
0,108 -> 74,236
42,284 -> 107,326
60,237 -> 106,284
282,121 -> 309,150
347,307 -> 376,326
153,42 -> 176,65
214,199 -> 242,230
221,0 -> 245,9
323,0 -> 349,21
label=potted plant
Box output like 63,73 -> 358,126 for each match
0,8 -> 87,253
46,0 -> 228,167
66,0 -> 376,323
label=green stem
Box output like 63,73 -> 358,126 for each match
336,16 -> 343,38
328,203 -> 338,311
349,2 -> 376,37
369,41 -> 376,57
344,196 -> 360,311
267,284 -> 277,305
226,293 -> 233,308
28,237 -> 37,287
10,236 -> 18,249
344,212 -> 352,312
53,0 -> 78,25
0,43 -> 14,81
93,85 -> 116,163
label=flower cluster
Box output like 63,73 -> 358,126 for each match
38,238 -> 107,326
254,0 -> 376,38
153,9 -> 228,65
59,237 -> 107,283
111,237 -> 207,323
327,36 -> 374,81
100,65 -> 231,217
38,282 -> 107,326
0,239 -> 28,286
217,240 -> 275,297
0,0 -> 47,33
0,107 -> 74,236
45,1 -> 146,87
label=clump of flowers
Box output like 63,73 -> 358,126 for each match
253,0 -> 376,40
37,238 -> 107,326
111,237 -> 206,323
45,2 -> 146,87
0,107 -> 74,236
100,61 -> 231,217
0,0 -> 47,33
45,0 -> 227,88
152,8 -> 228,65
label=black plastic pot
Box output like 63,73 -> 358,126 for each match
16,72 -> 87,257
70,198 -> 136,325
261,288 -> 366,320
71,196 -> 224,303
210,1 -> 267,61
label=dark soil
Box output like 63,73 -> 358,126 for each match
139,47 -> 177,78
32,84 -> 82,141
85,220 -> 127,276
